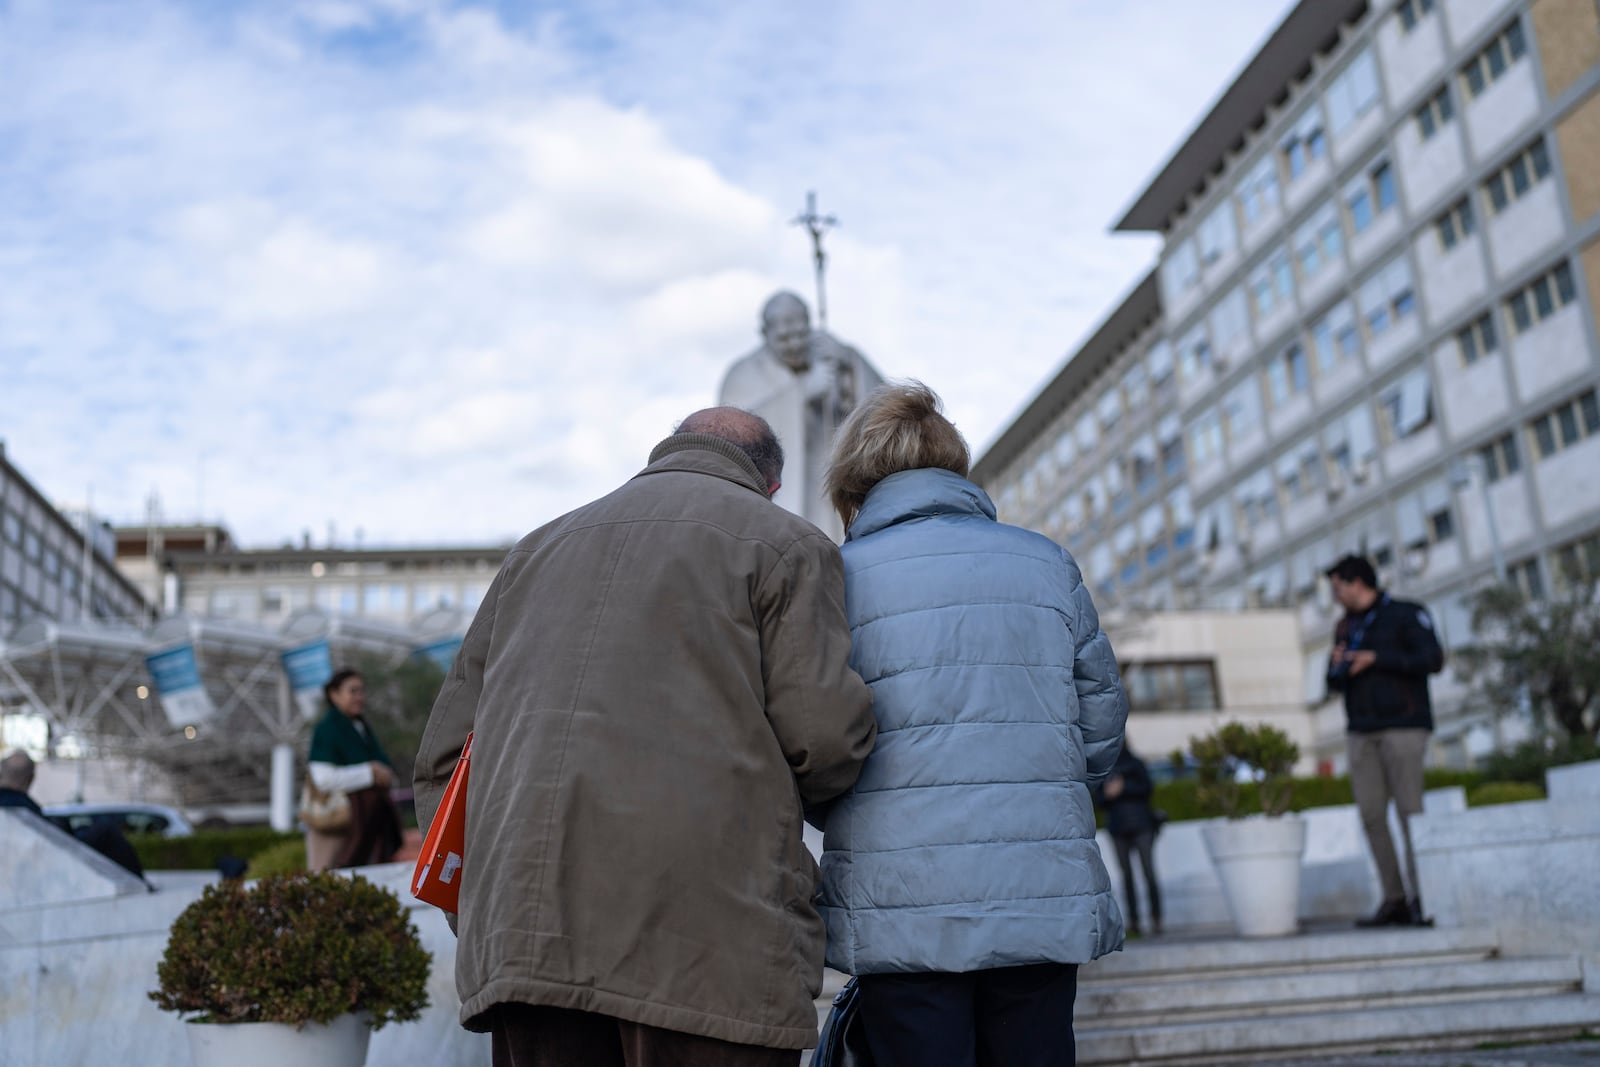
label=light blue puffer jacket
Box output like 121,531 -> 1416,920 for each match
818,468 -> 1128,975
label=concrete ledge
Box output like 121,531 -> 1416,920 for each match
1547,758 -> 1600,801
1081,926 -> 1499,982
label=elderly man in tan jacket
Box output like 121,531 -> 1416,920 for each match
414,406 -> 877,1067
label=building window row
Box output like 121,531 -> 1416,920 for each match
1479,431 -> 1522,484
1122,660 -> 1221,713
1396,0 -> 1435,33
1462,18 -> 1527,100
1434,197 -> 1476,252
1507,261 -> 1576,336
1485,138 -> 1552,216
1414,83 -> 1455,141
1529,388 -> 1600,462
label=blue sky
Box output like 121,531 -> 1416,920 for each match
0,0 -> 1292,545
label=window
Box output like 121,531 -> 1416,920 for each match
1115,523 -> 1139,584
1326,49 -> 1381,135
1311,300 -> 1361,372
1529,389 -> 1600,460
1097,386 -> 1123,431
261,587 -> 284,614
1277,438 -> 1325,502
1236,154 -> 1281,226
1553,531 -> 1600,585
1480,432 -> 1521,483
1106,459 -> 1129,514
1210,287 -> 1251,352
1158,414 -> 1185,476
1168,485 -> 1195,547
22,527 -> 41,562
1415,84 -> 1454,140
1121,660 -> 1220,713
1456,312 -> 1499,366
1506,261 -> 1577,335
1266,344 -> 1311,408
1051,426 -> 1076,469
1122,361 -> 1149,408
0,509 -> 19,546
1397,478 -> 1455,552
1281,106 -> 1328,181
1434,197 -> 1476,251
1235,467 -> 1280,529
1508,557 -> 1545,600
1462,19 -> 1528,99
1148,339 -> 1176,388
1359,256 -> 1416,339
1140,503 -> 1167,565
1188,407 -> 1226,466
1249,245 -> 1295,319
1345,158 -> 1397,234
1293,202 -> 1343,280
1197,202 -> 1237,265
1075,411 -> 1098,452
1378,365 -> 1434,442
1224,377 -> 1264,442
1484,139 -> 1552,215
1178,324 -> 1213,382
1164,239 -> 1201,300
1131,434 -> 1159,494
1398,0 -> 1435,32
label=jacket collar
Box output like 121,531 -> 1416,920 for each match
642,433 -> 769,497
848,468 -> 996,541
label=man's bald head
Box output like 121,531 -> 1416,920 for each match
677,407 -> 785,494
0,750 -> 36,792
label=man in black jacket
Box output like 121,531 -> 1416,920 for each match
1095,744 -> 1163,937
1325,555 -> 1445,927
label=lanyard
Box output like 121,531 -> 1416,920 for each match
1332,594 -> 1388,676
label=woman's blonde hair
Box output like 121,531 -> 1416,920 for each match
825,380 -> 971,530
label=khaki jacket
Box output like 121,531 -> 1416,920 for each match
414,433 -> 876,1049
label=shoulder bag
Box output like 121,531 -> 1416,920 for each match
813,975 -> 873,1067
299,778 -> 352,833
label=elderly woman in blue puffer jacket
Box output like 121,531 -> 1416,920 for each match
817,381 -> 1129,1067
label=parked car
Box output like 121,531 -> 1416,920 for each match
42,801 -> 195,839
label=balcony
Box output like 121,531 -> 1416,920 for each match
1463,61 -> 1541,165
1431,337 -> 1507,438
1533,434 -> 1600,528
1415,229 -> 1488,324
1395,118 -> 1468,221
1486,180 -> 1564,280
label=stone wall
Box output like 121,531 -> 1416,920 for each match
0,811 -> 489,1066
1413,758 -> 1600,962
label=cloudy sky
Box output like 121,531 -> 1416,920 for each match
1,0 -> 1292,546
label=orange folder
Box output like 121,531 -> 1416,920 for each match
412,732 -> 472,912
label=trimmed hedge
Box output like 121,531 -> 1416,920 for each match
247,837 -> 308,878
130,827 -> 301,871
1143,768 -> 1486,825
1466,780 -> 1546,807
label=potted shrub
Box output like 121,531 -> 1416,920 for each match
1177,721 -> 1305,938
150,870 -> 431,1067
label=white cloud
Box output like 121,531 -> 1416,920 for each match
0,0 -> 1294,547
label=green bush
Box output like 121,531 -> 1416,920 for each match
1481,736 -> 1600,786
1146,768 -> 1486,824
246,837 -> 307,878
150,871 -> 430,1029
1177,722 -> 1300,818
1467,780 -> 1546,807
131,827 -> 301,871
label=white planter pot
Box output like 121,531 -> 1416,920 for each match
186,1011 -> 372,1067
1201,815 -> 1308,938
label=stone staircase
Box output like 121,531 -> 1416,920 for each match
1074,926 -> 1600,1065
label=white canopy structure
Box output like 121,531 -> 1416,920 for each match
0,609 -> 460,830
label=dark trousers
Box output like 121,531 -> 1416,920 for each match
1112,830 -> 1161,931
487,1002 -> 797,1067
856,963 -> 1079,1067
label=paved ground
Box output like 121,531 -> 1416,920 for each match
1257,1037 -> 1600,1066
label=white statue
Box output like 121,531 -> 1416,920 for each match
719,291 -> 885,541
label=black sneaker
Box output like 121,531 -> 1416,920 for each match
1407,898 -> 1434,927
1355,899 -> 1411,927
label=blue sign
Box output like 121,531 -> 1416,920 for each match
414,636 -> 464,673
145,644 -> 216,728
282,640 -> 334,720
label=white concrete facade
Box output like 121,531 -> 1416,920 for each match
976,0 -> 1600,767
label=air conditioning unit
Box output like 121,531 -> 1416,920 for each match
1326,469 -> 1347,501
1351,459 -> 1373,485
1213,352 -> 1231,374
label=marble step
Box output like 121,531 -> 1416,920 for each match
1076,991 -> 1600,1065
1080,926 -> 1501,984
1076,955 -> 1582,1026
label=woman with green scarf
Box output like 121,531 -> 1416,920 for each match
306,667 -> 402,870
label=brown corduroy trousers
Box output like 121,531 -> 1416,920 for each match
487,1003 -> 801,1067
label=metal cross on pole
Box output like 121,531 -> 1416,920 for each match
790,190 -> 838,330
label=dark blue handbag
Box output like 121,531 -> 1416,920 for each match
813,975 -> 873,1067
